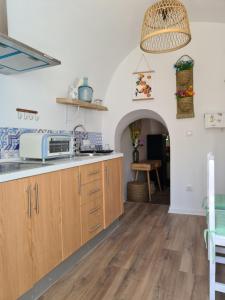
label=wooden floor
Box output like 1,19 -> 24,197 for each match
151,188 -> 170,205
39,203 -> 225,300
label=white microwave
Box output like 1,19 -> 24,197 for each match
19,133 -> 73,161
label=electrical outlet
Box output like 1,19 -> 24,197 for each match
186,130 -> 193,136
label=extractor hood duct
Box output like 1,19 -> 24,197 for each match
0,0 -> 61,75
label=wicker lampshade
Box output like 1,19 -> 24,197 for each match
140,0 -> 191,53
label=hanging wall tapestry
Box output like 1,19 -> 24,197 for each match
175,55 -> 195,119
132,54 -> 155,101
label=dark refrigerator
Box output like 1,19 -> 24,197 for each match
147,134 -> 170,189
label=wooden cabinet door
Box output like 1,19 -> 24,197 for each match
0,178 -> 33,300
61,167 -> 81,259
31,171 -> 62,282
104,158 -> 123,228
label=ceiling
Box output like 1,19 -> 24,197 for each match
5,0 -> 225,99
184,0 -> 225,23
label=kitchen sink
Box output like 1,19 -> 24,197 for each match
75,153 -> 109,157
75,150 -> 114,157
0,161 -> 52,174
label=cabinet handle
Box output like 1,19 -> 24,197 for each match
89,224 -> 101,233
105,167 -> 109,184
34,183 -> 39,214
89,206 -> 100,214
78,173 -> 81,195
105,166 -> 107,182
26,185 -> 32,218
89,188 -> 100,196
88,170 -> 99,176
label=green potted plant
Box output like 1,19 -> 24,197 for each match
174,56 -> 194,86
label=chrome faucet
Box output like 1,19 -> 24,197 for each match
73,124 -> 87,133
73,124 -> 87,153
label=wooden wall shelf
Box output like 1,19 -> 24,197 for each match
56,98 -> 108,111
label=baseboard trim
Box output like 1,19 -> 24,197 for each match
168,207 -> 206,216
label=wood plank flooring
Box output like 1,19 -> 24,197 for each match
151,188 -> 170,205
38,203 -> 225,300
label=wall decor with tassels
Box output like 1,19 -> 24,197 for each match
132,54 -> 155,101
175,55 -> 195,119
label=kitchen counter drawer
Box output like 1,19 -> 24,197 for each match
81,203 -> 103,244
85,196 -> 103,214
80,162 -> 102,185
80,179 -> 103,205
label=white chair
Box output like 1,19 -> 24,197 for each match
207,153 -> 225,300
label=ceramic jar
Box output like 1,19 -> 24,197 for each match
78,77 -> 93,102
132,149 -> 139,163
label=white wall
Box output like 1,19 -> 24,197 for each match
102,22 -> 225,215
2,0 -> 141,131
120,127 -> 133,200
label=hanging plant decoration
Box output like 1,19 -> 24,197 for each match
174,55 -> 195,119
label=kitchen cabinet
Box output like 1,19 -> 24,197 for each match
0,156 -> 123,300
61,167 -> 81,259
80,163 -> 104,244
0,171 -> 62,300
0,178 -> 33,300
103,157 -> 124,228
32,172 -> 62,282
81,201 -> 103,243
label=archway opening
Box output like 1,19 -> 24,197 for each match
115,109 -> 170,206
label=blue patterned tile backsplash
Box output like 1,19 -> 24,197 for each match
0,127 -> 102,159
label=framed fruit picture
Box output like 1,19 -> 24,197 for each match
132,71 -> 154,101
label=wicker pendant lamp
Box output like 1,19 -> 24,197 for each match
140,0 -> 191,53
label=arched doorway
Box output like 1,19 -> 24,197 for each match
114,109 -> 170,207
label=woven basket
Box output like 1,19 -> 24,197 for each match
176,69 -> 192,86
178,97 -> 193,112
127,181 -> 148,202
127,181 -> 155,202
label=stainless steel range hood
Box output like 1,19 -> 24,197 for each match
0,0 -> 61,75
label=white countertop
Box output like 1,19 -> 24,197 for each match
0,152 -> 123,183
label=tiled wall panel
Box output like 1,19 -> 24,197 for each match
0,127 -> 102,159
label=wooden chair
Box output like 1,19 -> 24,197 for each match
207,153 -> 225,300
131,163 -> 152,201
131,160 -> 162,202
